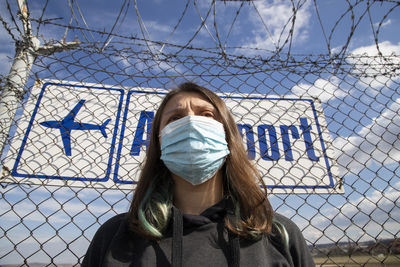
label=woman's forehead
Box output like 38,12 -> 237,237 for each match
163,92 -> 214,112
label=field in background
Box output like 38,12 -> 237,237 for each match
314,255 -> 400,266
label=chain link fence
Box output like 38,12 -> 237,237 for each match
1,0 -> 400,266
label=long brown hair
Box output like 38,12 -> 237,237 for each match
128,82 -> 273,239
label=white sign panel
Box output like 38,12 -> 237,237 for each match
1,80 -> 341,193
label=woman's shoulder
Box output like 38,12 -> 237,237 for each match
82,213 -> 129,266
270,212 -> 309,252
99,213 -> 128,230
271,212 -> 315,266
272,212 -> 303,235
91,213 -> 129,243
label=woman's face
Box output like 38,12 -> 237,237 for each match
159,92 -> 218,132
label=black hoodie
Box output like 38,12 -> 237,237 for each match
82,198 -> 315,267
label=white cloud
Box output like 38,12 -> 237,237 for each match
144,20 -> 174,37
300,181 -> 400,243
374,19 -> 392,28
291,76 -> 347,103
116,53 -> 185,75
0,191 -> 123,225
334,98 -> 400,174
349,41 -> 400,93
243,0 -> 312,52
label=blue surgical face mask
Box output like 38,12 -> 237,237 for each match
160,115 -> 230,185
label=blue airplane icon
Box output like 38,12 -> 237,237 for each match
40,99 -> 111,156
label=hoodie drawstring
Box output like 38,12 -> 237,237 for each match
228,230 -> 240,267
172,207 -> 183,267
171,206 -> 240,267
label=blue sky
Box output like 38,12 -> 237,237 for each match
1,0 -> 400,265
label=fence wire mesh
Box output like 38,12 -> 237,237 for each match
1,0 -> 400,266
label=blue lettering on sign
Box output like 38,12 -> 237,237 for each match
257,124 -> 280,161
131,111 -> 320,162
130,111 -> 154,155
300,117 -> 320,161
280,125 -> 300,161
237,124 -> 256,160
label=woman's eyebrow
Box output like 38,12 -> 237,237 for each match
164,103 -> 215,116
193,103 -> 215,111
164,107 -> 186,116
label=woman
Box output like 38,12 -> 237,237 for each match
82,82 -> 315,267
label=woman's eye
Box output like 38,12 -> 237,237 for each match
202,112 -> 215,118
168,115 -> 181,123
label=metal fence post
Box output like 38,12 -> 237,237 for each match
0,39 -> 39,161
0,0 -> 79,159
0,0 -> 38,158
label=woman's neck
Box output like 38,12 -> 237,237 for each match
172,171 -> 224,215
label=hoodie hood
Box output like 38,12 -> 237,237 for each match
171,196 -> 239,267
173,196 -> 234,231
